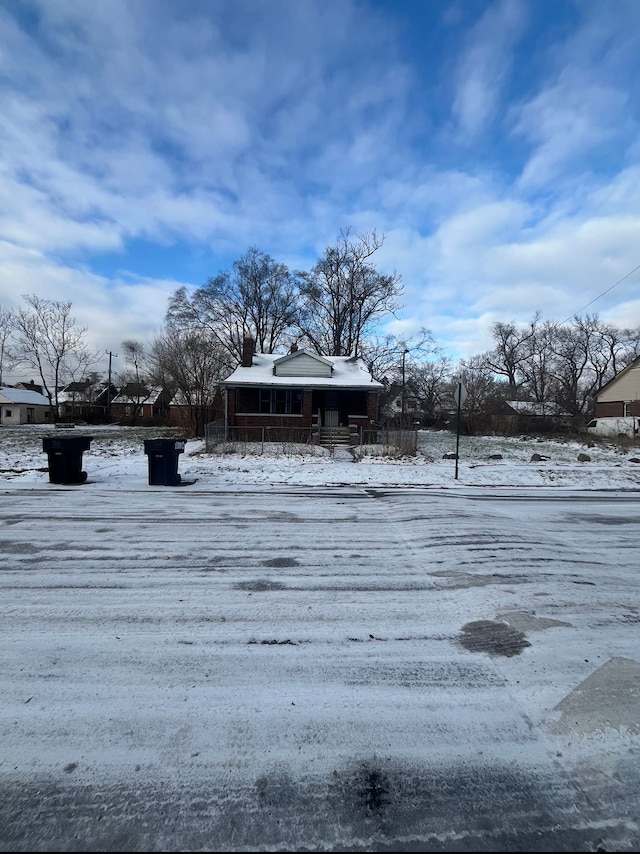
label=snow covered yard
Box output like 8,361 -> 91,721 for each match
1,424 -> 639,490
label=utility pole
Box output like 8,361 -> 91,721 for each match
106,351 -> 117,422
454,381 -> 467,480
401,348 -> 409,426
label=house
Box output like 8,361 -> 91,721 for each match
168,387 -> 224,434
221,336 -> 382,443
593,357 -> 640,419
109,383 -> 173,424
504,400 -> 573,433
380,381 -> 423,425
14,380 -> 46,395
0,386 -> 54,425
57,380 -> 118,423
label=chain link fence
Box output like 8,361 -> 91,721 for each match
204,422 -> 418,455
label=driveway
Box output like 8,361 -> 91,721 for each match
0,484 -> 638,851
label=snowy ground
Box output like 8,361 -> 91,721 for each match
1,424 -> 639,490
1,426 -> 639,851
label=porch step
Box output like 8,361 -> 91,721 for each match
317,426 -> 352,446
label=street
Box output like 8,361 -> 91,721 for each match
1,484 -> 638,851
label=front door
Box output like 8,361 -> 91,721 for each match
324,390 -> 339,426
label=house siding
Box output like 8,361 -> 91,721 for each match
275,353 -> 332,378
597,364 -> 640,403
367,391 -> 378,423
594,361 -> 640,419
0,403 -> 53,425
595,400 -> 640,418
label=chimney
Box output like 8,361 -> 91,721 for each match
290,342 -> 298,353
242,334 -> 254,367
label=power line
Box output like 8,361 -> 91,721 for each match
558,261 -> 640,325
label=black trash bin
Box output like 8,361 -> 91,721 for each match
42,435 -> 93,484
143,438 -> 186,486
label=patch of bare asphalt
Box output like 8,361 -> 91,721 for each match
458,620 -> 532,657
344,660 -> 505,688
262,557 -> 300,567
431,570 -> 525,588
551,657 -> 640,735
234,580 -> 287,591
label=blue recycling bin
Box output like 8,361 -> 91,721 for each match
42,435 -> 93,484
143,438 -> 186,486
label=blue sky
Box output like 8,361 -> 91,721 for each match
2,0 -> 640,381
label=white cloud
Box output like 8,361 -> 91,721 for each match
450,0 -> 527,137
0,241 -> 191,381
0,0 -> 639,380
513,74 -> 630,190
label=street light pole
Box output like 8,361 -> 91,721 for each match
106,350 -> 117,422
401,348 -> 409,426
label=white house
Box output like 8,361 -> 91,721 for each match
0,387 -> 54,425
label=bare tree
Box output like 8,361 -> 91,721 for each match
122,339 -> 145,386
167,248 -> 300,361
11,294 -> 98,414
115,339 -> 151,424
296,228 -> 403,356
408,356 -> 453,422
482,319 -> 536,397
454,356 -> 508,434
0,305 -> 14,386
150,325 -> 229,437
550,316 -> 604,415
518,317 -> 557,403
359,327 -> 437,382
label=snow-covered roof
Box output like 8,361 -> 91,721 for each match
57,383 -> 108,404
0,386 -> 51,406
111,385 -> 165,404
223,352 -> 383,389
506,400 -> 572,417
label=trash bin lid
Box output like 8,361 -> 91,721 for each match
43,435 -> 93,451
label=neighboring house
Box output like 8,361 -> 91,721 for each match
381,382 -> 423,424
222,336 -> 382,440
504,400 -> 573,433
109,384 -> 172,423
593,357 -> 640,419
14,380 -> 45,395
0,386 -> 54,425
57,381 -> 117,422
168,387 -> 224,434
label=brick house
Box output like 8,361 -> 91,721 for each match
222,336 -> 382,442
109,384 -> 172,424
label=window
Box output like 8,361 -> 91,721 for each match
236,388 -> 303,414
624,403 -> 631,416
259,389 -> 271,413
5,409 -> 11,418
